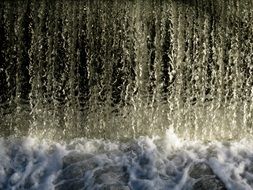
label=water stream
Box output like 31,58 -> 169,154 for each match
1,0 -> 253,189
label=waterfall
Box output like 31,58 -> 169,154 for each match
0,0 -> 253,140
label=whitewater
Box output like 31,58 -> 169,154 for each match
0,129 -> 252,190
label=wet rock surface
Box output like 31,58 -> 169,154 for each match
55,152 -> 131,190
55,179 -> 85,190
93,166 -> 129,185
55,152 -> 229,190
189,162 -> 214,179
55,158 -> 99,183
192,176 -> 227,190
190,162 -> 227,190
95,183 -> 130,190
62,151 -> 94,169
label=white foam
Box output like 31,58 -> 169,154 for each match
1,131 -> 253,189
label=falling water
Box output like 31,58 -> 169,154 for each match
1,0 -> 253,141
2,1 -> 253,189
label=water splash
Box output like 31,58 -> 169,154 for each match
1,132 -> 253,189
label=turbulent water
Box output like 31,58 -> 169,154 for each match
1,131 -> 253,190
1,0 -> 253,189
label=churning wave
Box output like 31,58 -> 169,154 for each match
1,129 -> 253,190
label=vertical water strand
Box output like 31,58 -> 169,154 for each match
129,0 -> 138,137
215,0 -> 227,139
250,0 -> 253,135
144,1 -> 154,103
182,2 -> 194,139
108,0 -> 118,137
228,0 -> 240,136
97,1 -> 111,137
250,11 -> 253,137
3,2 -> 18,134
63,1 -> 80,137
97,1 -> 114,137
146,0 -> 157,135
37,0 -> 50,134
29,0 -> 49,136
0,1 -> 10,136
14,1 -> 22,135
118,0 -> 133,109
84,1 -> 92,137
28,0 -> 39,134
161,1 -> 173,101
93,1 -> 105,136
77,1 -> 89,136
206,0 -> 217,139
213,1 -> 221,138
132,0 -> 149,136
192,0 -> 203,139
225,0 -> 235,139
176,2 -> 188,137
106,1 -> 118,137
191,1 -> 202,139
200,1 -> 212,139
110,0 -> 129,138
147,0 -> 157,135
236,0 -> 247,137
85,0 -> 98,137
147,1 -> 156,124
236,1 -> 247,137
153,1 -> 168,133
38,0 -> 50,133
15,0 -> 32,135
60,1 -> 70,136
164,0 -> 176,132
45,1 -> 59,134
240,1 -> 249,137
0,1 -> 4,106
184,2 -> 195,139
244,0 -> 253,135
60,1 -> 70,135
72,0 -> 81,136
53,1 -> 67,136
121,0 -> 137,137
0,1 -> 5,106
86,1 -> 107,137
161,1 -> 172,103
174,0 -> 183,135
245,0 -> 253,136
162,0 -> 174,132
190,1 -> 202,139
169,0 -> 180,134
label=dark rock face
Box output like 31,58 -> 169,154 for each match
192,177 -> 227,190
54,151 -> 229,190
62,152 -> 94,169
93,166 -> 129,185
96,183 -> 130,190
54,152 -> 99,189
189,162 -> 227,190
54,179 -> 85,190
189,162 -> 214,179
55,152 -> 131,190
55,158 -> 99,184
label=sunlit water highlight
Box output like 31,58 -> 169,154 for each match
1,0 -> 253,140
